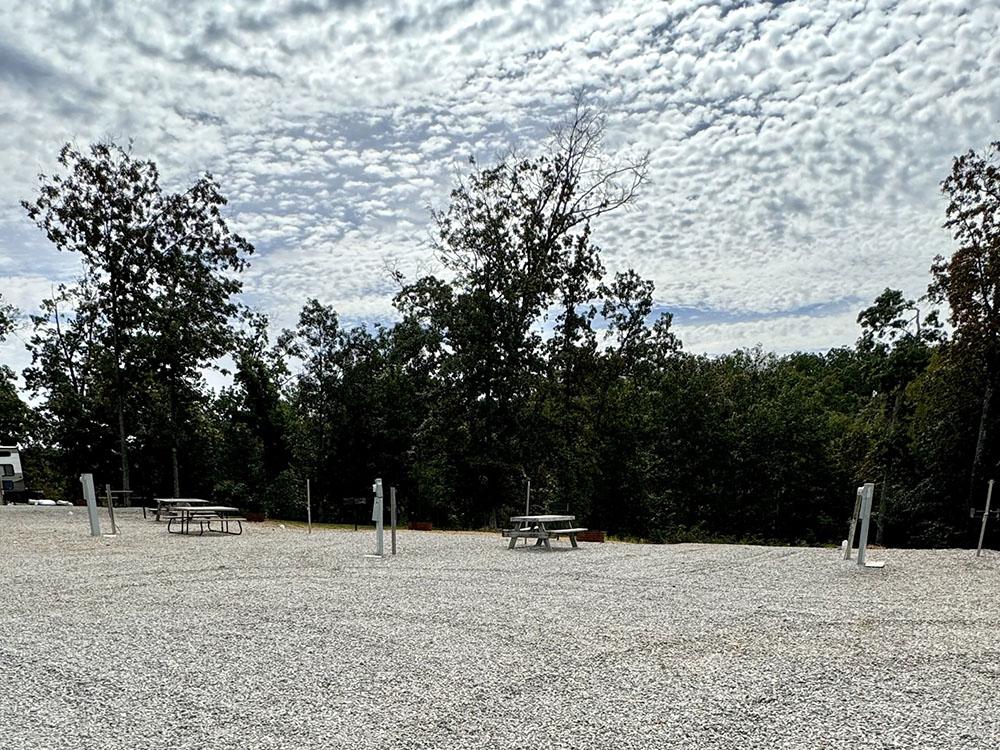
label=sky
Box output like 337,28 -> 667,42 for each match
2,0 -> 999,381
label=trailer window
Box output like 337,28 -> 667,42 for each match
1,464 -> 13,476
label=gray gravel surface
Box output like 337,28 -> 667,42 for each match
2,505 -> 999,749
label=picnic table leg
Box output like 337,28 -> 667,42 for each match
508,536 -> 517,550
569,534 -> 578,548
542,537 -> 551,551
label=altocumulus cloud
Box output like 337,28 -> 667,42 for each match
1,0 -> 999,378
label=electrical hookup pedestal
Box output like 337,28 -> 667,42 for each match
363,477 -> 398,559
843,482 -> 885,569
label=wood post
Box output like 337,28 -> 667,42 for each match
977,479 -> 994,557
104,484 -> 118,535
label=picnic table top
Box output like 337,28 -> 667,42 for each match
157,498 -> 211,505
510,514 -> 575,523
173,505 -> 240,513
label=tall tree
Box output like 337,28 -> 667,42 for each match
212,311 -> 294,515
144,173 -> 252,494
856,288 -> 942,541
395,100 -> 669,524
23,143 -> 159,490
930,138 -> 1000,502
23,142 -> 251,493
25,281 -> 121,494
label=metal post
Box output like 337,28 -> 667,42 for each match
372,478 -> 384,556
857,483 -> 875,567
390,486 -> 397,555
306,478 -> 312,534
104,484 -> 118,535
171,446 -> 180,498
524,479 -> 531,547
844,486 -> 863,560
80,474 -> 101,537
977,479 -> 994,557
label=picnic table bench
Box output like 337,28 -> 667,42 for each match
166,505 -> 245,536
502,515 -> 587,550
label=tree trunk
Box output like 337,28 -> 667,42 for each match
169,378 -> 180,497
171,447 -> 180,498
117,404 -> 130,492
111,260 -> 129,493
876,390 -> 903,545
968,376 -> 994,506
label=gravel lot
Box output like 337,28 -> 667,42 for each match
2,505 -> 999,749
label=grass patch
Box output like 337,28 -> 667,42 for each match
268,519 -> 369,531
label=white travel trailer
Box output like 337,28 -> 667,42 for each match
0,445 -> 25,501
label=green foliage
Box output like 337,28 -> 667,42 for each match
0,294 -> 16,342
0,295 -> 34,447
0,369 -> 32,445
929,140 -> 1000,506
9,127 -> 1000,549
21,141 -> 252,498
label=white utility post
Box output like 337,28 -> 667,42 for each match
856,482 -> 875,566
372,478 -> 384,556
844,486 -> 863,560
306,478 -> 312,534
844,483 -> 883,568
976,479 -> 995,557
80,473 -> 101,537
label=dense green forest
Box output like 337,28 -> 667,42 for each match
2,112 -> 999,548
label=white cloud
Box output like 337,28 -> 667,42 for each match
1,0 -> 998,374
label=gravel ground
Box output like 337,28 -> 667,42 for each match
2,505 -> 999,749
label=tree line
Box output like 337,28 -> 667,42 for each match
2,111 -> 999,547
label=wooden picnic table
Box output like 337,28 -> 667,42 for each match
150,497 -> 211,521
503,515 -> 587,550
167,505 -> 245,536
